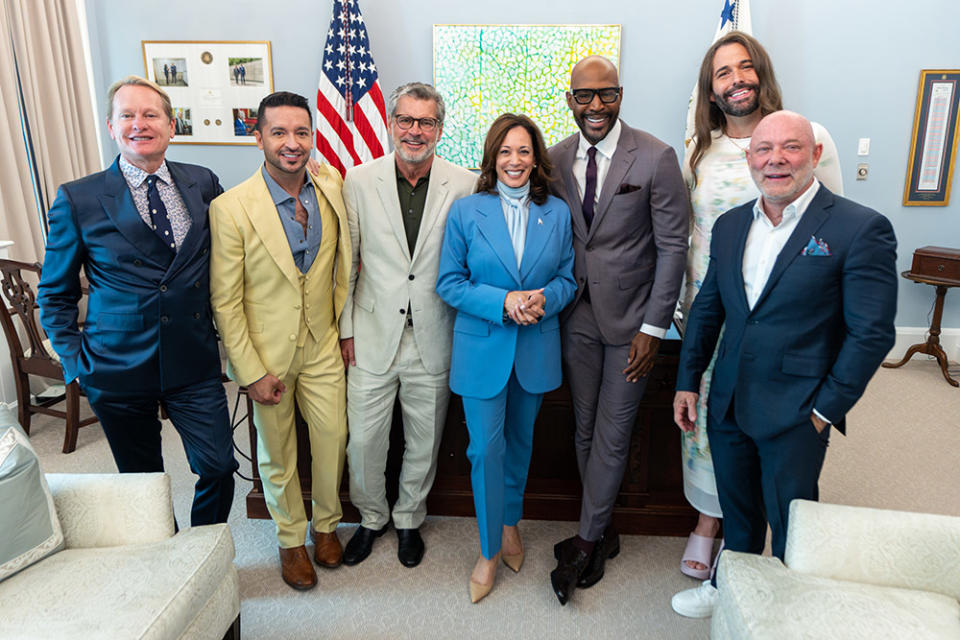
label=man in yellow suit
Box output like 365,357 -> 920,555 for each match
209,91 -> 351,591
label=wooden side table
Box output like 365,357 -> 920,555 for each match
882,271 -> 959,387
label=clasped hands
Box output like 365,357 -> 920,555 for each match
504,289 -> 545,325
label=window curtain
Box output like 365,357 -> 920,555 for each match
0,0 -> 101,263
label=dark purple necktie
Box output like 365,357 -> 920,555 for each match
582,146 -> 598,230
146,175 -> 176,252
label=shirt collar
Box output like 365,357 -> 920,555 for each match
752,177 -> 821,225
261,165 -> 311,205
119,156 -> 171,188
576,119 -> 622,161
395,162 -> 430,188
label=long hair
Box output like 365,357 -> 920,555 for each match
475,113 -> 553,205
689,31 -> 783,186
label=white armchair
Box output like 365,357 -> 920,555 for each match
712,499 -> 960,639
0,473 -> 240,640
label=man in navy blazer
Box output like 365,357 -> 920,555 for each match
671,111 -> 897,618
38,76 -> 237,526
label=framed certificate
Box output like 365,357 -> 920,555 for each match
903,69 -> 960,206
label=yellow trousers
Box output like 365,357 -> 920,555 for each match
253,324 -> 346,548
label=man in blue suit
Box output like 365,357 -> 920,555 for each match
38,76 -> 238,526
671,111 -> 898,618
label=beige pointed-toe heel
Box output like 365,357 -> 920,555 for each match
502,550 -> 524,573
469,578 -> 494,603
469,553 -> 499,603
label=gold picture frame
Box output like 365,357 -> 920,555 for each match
141,40 -> 274,146
903,69 -> 960,206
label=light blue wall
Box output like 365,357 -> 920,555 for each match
84,0 -> 960,328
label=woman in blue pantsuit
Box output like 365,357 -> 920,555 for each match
436,113 -> 576,603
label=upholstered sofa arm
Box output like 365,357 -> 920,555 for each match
45,473 -> 176,549
784,499 -> 960,599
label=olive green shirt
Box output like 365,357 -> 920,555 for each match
395,165 -> 430,256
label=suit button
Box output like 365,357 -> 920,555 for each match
193,312 -> 201,319
294,304 -> 301,310
194,281 -> 201,288
399,308 -> 406,314
202,248 -> 208,255
134,259 -> 142,266
586,244 -> 594,251
161,316 -> 169,324
289,334 -> 296,341
160,285 -> 167,292
408,274 -> 415,280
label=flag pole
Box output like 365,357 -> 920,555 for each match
342,0 -> 353,122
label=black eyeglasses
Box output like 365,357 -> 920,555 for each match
394,114 -> 440,131
569,87 -> 621,105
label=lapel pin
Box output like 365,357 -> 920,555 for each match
537,217 -> 543,225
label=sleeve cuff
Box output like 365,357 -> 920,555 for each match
639,323 -> 667,339
813,409 -> 832,425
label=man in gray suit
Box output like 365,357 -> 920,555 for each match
338,82 -> 476,568
548,56 -> 689,604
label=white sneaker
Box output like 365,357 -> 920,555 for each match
671,580 -> 718,618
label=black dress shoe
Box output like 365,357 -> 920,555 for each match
342,525 -> 388,566
396,528 -> 425,567
550,537 -> 591,605
577,528 -> 620,588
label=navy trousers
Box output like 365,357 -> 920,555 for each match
709,404 -> 830,576
84,377 -> 238,526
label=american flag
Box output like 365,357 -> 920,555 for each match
316,0 -> 389,177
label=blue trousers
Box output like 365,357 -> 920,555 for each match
461,370 -> 543,559
84,377 -> 239,526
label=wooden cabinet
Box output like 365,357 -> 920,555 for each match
245,339 -> 696,535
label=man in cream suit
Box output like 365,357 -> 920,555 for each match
338,82 -> 476,568
209,92 -> 351,591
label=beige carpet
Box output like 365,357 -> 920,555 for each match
21,359 -> 960,640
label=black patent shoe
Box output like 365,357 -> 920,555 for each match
342,524 -> 388,566
396,528 -> 425,567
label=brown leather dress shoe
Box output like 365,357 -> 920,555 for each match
311,530 -> 343,568
279,546 -> 317,591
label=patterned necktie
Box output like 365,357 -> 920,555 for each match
582,146 -> 598,230
146,175 -> 176,252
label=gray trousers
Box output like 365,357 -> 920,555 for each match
562,300 -> 649,541
346,325 -> 450,530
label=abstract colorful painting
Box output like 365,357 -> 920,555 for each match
433,24 -> 621,168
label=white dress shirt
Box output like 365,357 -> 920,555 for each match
572,118 -> 622,209
572,120 -> 665,339
742,178 -> 831,424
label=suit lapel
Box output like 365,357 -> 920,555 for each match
413,160 -> 450,264
518,199 -> 556,281
556,137 -> 588,240
475,198 -> 522,287
589,124 -> 636,241
243,167 -> 301,290
374,154 -> 412,262
752,188 -> 833,311
164,161 -> 205,278
99,159 -> 171,268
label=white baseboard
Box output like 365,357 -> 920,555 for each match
888,327 -> 960,362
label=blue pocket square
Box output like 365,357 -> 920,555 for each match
801,236 -> 831,256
